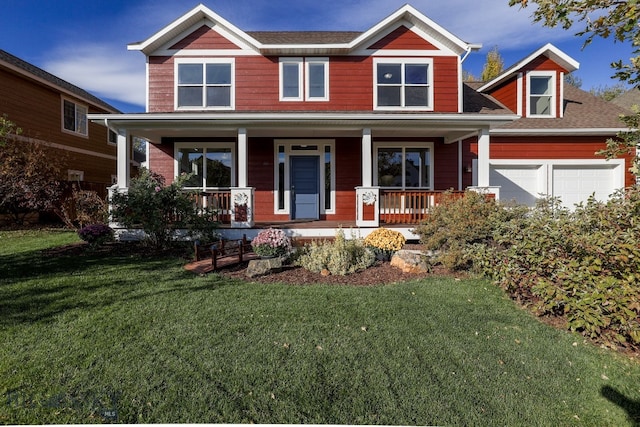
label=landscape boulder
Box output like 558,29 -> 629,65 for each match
246,257 -> 283,278
390,250 -> 429,274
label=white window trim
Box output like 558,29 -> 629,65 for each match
273,140 -> 335,215
373,141 -> 435,190
373,58 -> 434,111
305,58 -> 329,101
174,58 -> 235,111
526,71 -> 556,118
173,142 -> 237,190
279,58 -> 303,101
61,97 -> 88,137
67,170 -> 84,182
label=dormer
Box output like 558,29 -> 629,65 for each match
478,44 -> 579,118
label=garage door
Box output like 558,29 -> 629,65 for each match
486,161 -> 624,208
552,165 -> 617,207
490,165 -> 543,205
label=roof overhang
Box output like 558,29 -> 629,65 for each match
478,43 -> 580,92
490,127 -> 627,137
89,112 -> 518,143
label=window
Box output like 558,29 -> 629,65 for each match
175,143 -> 235,190
527,72 -> 555,117
176,59 -> 234,109
62,99 -> 87,136
68,170 -> 84,182
375,145 -> 432,189
374,59 -> 432,110
280,58 -> 329,101
108,129 -> 118,145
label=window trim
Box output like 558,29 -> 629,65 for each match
305,58 -> 329,101
279,58 -> 303,101
273,140 -> 335,215
373,141 -> 434,190
61,97 -> 88,137
373,58 -> 433,111
173,142 -> 236,190
526,71 -> 556,118
174,58 -> 235,111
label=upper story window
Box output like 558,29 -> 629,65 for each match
374,58 -> 433,110
175,59 -> 234,110
279,58 -> 329,101
62,98 -> 88,136
527,71 -> 556,117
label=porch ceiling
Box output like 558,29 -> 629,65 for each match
89,112 -> 517,143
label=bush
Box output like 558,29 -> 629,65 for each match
413,190 -> 527,270
474,190 -> 640,350
363,228 -> 406,260
110,169 -> 218,249
251,228 -> 292,258
296,230 -> 375,276
78,223 -> 114,247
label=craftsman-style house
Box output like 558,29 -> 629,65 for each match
90,4 -> 634,239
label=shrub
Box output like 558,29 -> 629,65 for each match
110,169 -> 218,249
251,228 -> 292,258
475,190 -> 640,350
412,190 -> 527,270
296,230 -> 375,276
78,223 -> 114,247
363,228 -> 406,260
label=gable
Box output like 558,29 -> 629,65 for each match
170,25 -> 241,50
522,55 -> 569,73
367,25 -> 438,50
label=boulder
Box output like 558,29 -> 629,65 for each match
390,250 -> 429,274
246,257 -> 283,278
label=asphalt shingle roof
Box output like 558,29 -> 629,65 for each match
247,31 -> 362,45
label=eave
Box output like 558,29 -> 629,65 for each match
490,127 -> 627,137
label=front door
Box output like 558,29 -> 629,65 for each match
290,156 -> 320,220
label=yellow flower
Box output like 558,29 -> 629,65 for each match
364,228 -> 405,252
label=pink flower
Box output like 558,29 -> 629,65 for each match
154,186 -> 161,192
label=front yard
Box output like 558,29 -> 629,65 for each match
0,229 -> 639,425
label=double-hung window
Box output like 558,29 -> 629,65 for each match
176,59 -> 234,110
375,144 -> 433,189
374,58 -> 433,110
527,71 -> 555,117
280,58 -> 329,101
62,98 -> 88,136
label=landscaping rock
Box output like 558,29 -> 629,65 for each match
390,250 -> 429,274
246,257 -> 283,278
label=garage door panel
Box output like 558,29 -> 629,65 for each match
490,165 -> 541,206
552,165 -> 615,207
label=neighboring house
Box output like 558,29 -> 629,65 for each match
89,4 -> 634,239
0,49 -> 124,199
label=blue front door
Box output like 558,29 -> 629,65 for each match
290,156 -> 319,220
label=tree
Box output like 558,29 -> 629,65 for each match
480,46 -> 505,81
564,72 -> 582,88
589,82 -> 627,101
0,114 -> 21,147
509,0 -> 640,177
0,124 -> 65,224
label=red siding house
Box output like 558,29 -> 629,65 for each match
90,4 -> 633,239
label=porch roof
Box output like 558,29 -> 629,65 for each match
88,111 -> 517,143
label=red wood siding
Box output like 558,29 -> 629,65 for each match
170,25 -> 240,50
487,76 -> 518,113
147,54 -> 459,112
148,142 -> 175,184
248,137 -> 278,221
368,25 -> 438,50
465,136 -> 635,188
433,139 -> 458,190
332,138 -> 360,220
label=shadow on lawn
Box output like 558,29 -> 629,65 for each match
602,386 -> 640,426
0,246 -> 203,325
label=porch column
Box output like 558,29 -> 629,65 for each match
361,128 -> 372,187
237,128 -> 248,188
116,129 -> 130,188
477,127 -> 490,187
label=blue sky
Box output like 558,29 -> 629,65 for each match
3,0 -> 634,113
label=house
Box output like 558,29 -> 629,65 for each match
0,49 -> 125,199
89,4 -> 634,239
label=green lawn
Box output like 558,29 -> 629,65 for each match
0,229 -> 639,425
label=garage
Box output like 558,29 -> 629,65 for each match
483,160 -> 625,208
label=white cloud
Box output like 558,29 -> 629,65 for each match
44,44 -> 146,109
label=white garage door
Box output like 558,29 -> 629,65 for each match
486,160 -> 624,208
552,165 -> 617,207
490,165 -> 543,206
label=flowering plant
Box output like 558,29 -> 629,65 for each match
251,228 -> 292,258
77,223 -> 114,247
363,228 -> 405,260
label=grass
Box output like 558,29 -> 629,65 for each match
0,229 -> 639,425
